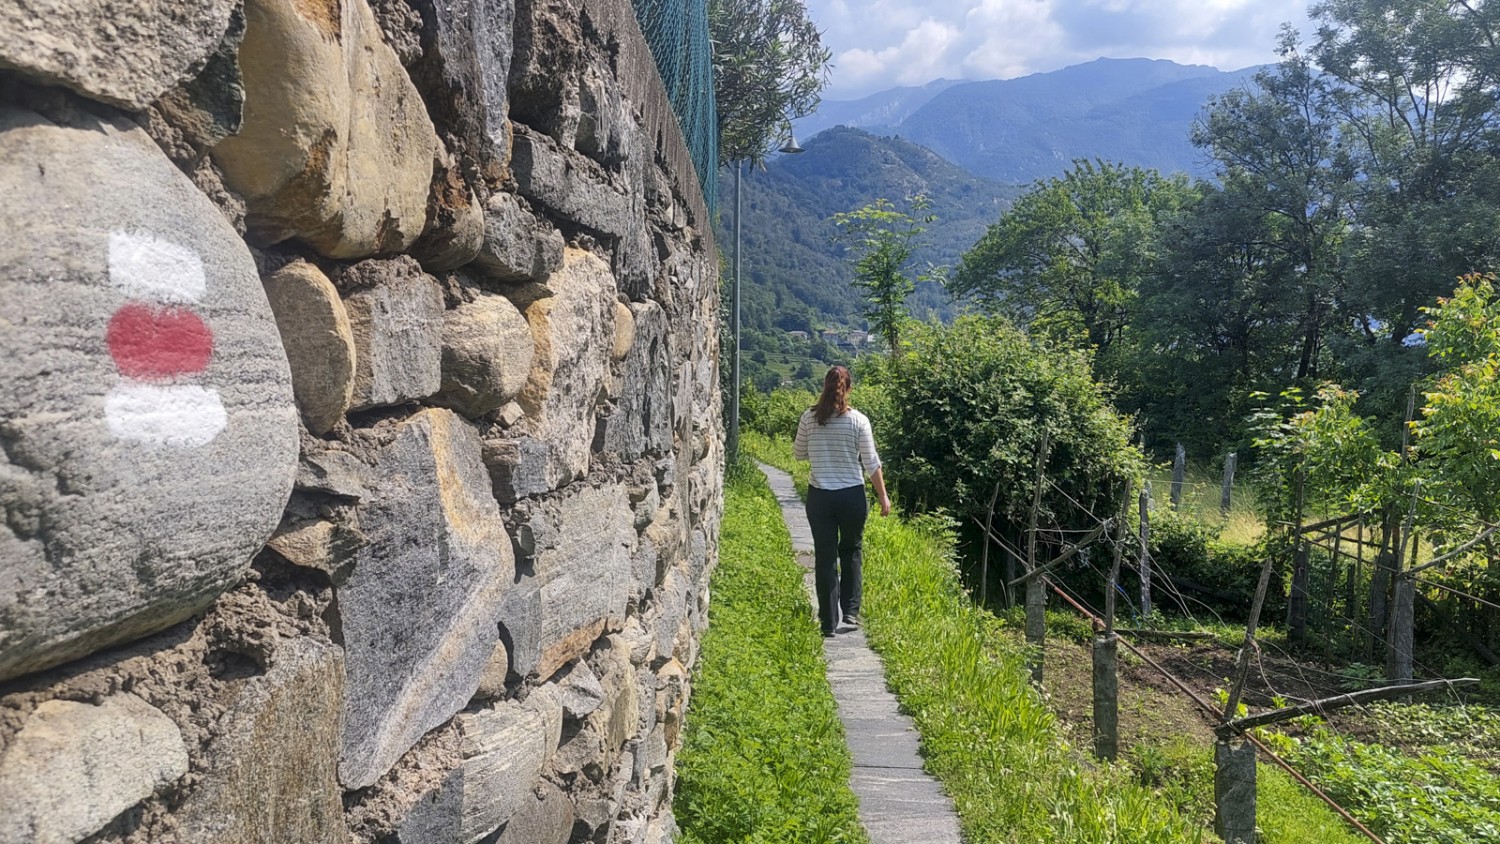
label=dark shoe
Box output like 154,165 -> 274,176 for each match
822,630 -> 835,638
843,613 -> 861,627
834,623 -> 857,634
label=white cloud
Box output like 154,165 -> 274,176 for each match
803,0 -> 1312,99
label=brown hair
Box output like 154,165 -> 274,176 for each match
812,366 -> 852,424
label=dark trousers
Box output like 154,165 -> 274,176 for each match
805,484 -> 868,633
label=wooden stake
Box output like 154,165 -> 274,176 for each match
1171,443 -> 1186,510
1221,452 -> 1237,516
1139,483 -> 1152,620
1025,431 -> 1050,686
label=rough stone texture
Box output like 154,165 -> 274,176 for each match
601,301 -> 672,461
612,300 -> 636,361
0,0 -> 238,111
498,483 -> 636,680
0,693 -> 189,844
404,0 -> 515,184
493,779 -> 574,844
508,0 -> 585,145
176,638 -> 349,843
483,435 -> 557,503
474,191 -> 565,282
435,289 -> 534,418
0,103 -> 298,683
473,639 -> 511,702
455,685 -> 564,842
412,177 -> 486,272
514,247 -> 617,486
343,260 -> 446,411
262,260 -> 356,434
555,658 -> 606,719
155,3 -> 247,150
336,409 -> 515,789
213,0 -> 440,258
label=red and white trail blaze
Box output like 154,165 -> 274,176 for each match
103,231 -> 226,447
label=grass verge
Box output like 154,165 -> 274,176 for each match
674,461 -> 867,844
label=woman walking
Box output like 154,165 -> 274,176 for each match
793,366 -> 890,637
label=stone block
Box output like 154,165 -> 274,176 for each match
482,436 -> 557,503
511,129 -> 633,241
336,409 -> 515,789
601,301 -> 672,461
515,247 -> 617,485
435,289 -> 534,417
411,179 -> 485,273
612,300 -> 636,361
213,0 -> 439,258
498,483 -> 635,680
0,0 -> 238,110
555,658 -> 606,720
657,658 -> 688,749
0,694 -> 189,844
493,779 -> 574,844
265,516 -> 363,584
295,448 -> 377,500
454,685 -> 564,842
343,261 -> 445,411
262,260 -> 355,434
154,4 -> 247,150
176,638 -> 349,843
0,104 -> 298,682
473,639 -> 511,702
473,191 -> 565,282
405,0 -> 515,182
509,0 -> 584,144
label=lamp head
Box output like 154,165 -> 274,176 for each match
779,130 -> 804,155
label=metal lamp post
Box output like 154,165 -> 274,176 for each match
727,130 -> 803,464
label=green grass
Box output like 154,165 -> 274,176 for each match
748,430 -> 1369,844
674,462 -> 867,844
1147,465 -> 1265,545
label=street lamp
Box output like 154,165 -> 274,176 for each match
728,129 -> 804,464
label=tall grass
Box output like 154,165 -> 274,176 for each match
1147,464 -> 1265,545
674,462 -> 867,844
857,512 -> 1210,843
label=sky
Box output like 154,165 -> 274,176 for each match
805,0 -> 1316,100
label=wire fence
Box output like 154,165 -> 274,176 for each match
630,0 -> 719,211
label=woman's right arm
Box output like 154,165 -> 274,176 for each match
792,411 -> 810,461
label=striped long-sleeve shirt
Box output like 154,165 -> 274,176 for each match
792,408 -> 881,490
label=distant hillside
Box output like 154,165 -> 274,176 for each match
720,127 -> 1018,334
792,79 -> 962,141
800,58 -> 1261,184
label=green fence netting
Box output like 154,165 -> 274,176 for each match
631,0 -> 719,212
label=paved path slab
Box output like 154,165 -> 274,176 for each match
759,463 -> 964,844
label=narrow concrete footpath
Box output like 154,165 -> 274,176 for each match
759,464 -> 964,844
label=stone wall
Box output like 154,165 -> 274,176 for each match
0,1 -> 722,842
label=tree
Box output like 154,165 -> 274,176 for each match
1308,0 -> 1500,419
708,0 -> 830,164
952,160 -> 1192,374
832,196 -> 938,357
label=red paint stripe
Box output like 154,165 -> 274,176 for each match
106,303 -> 214,380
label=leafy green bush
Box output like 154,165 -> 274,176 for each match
880,315 -> 1141,533
1145,509 -> 1283,622
674,469 -> 866,844
741,386 -> 816,440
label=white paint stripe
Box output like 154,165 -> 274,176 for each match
105,384 -> 227,448
108,231 -> 206,303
